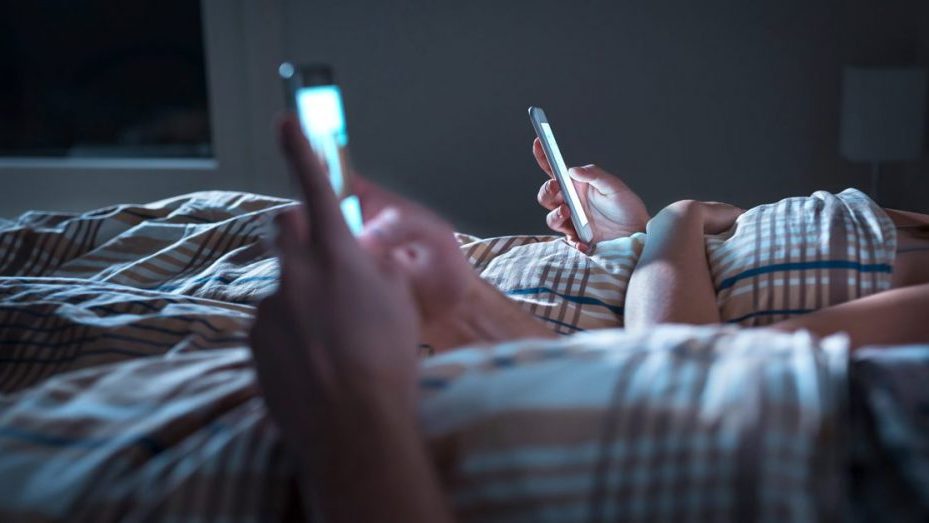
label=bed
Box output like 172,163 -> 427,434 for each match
0,190 -> 921,521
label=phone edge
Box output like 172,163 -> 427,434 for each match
527,107 -> 594,244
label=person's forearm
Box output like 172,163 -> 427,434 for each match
771,283 -> 929,349
302,401 -> 454,523
625,201 -> 720,330
420,278 -> 556,353
303,280 -> 555,520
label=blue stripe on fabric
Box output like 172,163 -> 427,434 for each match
507,287 -> 624,315
122,208 -> 215,224
419,348 -> 571,392
725,309 -> 813,324
0,348 -> 166,364
155,274 -> 277,292
0,297 -> 232,321
0,329 -> 246,351
0,271 -> 276,294
716,261 -> 892,291
0,426 -> 165,455
0,339 -> 246,364
0,414 -> 242,453
0,322 -> 245,345
0,331 -> 194,350
534,315 -> 586,332
419,377 -> 450,390
492,355 -> 516,368
0,303 -> 249,335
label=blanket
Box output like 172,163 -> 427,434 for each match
0,317 -> 849,521
0,190 -> 899,520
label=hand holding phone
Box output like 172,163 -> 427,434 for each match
528,107 -> 594,244
530,107 -> 653,248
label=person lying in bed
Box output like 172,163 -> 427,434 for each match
249,115 -> 929,522
528,137 -> 929,338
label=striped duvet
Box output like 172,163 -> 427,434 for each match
0,189 -> 892,520
421,327 -> 849,521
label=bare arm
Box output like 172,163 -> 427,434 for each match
625,200 -> 740,330
771,283 -> 929,349
251,116 -> 454,523
625,199 -> 929,348
297,399 -> 452,522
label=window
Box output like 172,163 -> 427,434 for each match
0,0 -> 287,218
0,0 -> 211,159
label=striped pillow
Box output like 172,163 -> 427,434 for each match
456,233 -> 643,334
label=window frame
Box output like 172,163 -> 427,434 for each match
0,0 -> 291,216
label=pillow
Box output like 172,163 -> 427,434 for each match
456,233 -> 643,334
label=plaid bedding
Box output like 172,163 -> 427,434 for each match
708,188 -> 897,326
0,192 -> 291,394
0,321 -> 851,521
0,189 -> 899,520
459,189 -> 895,334
421,326 -> 849,521
0,191 -> 289,304
458,233 -> 640,334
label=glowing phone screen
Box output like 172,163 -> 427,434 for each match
295,84 -> 363,235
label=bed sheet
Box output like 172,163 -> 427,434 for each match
0,190 -> 906,520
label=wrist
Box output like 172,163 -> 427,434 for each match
647,200 -> 704,233
300,408 -> 449,522
299,392 -> 417,470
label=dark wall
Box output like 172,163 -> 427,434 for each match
896,0 -> 929,212
284,0 -> 927,236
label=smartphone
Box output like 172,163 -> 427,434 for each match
279,62 -> 363,234
528,106 -> 593,244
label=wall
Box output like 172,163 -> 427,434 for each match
2,0 -> 926,232
279,0 -> 927,237
893,0 -> 929,211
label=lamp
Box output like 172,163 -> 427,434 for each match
839,66 -> 927,203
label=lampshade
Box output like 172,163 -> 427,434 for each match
839,66 -> 927,162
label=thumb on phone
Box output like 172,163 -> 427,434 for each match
566,165 -> 617,194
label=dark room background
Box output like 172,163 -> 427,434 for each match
2,0 -> 928,237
